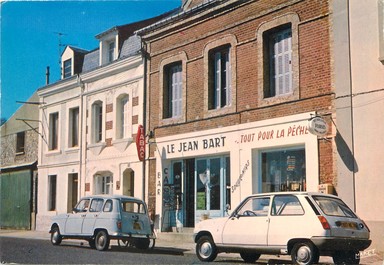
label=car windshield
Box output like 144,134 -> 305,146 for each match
121,200 -> 146,214
312,196 -> 357,218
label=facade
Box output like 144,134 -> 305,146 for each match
0,92 -> 39,229
137,0 -> 335,231
332,0 -> 384,251
36,17 -> 167,231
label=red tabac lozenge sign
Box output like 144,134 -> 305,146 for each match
136,125 -> 145,161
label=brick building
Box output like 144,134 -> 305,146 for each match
137,0 -> 335,231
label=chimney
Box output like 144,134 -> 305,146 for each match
46,66 -> 50,85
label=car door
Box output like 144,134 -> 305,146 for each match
221,196 -> 270,246
64,198 -> 90,235
120,199 -> 152,236
82,198 -> 104,235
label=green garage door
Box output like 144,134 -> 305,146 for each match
0,170 -> 32,229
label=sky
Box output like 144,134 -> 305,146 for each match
0,0 -> 181,121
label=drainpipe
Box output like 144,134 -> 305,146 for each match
141,38 -> 148,202
346,0 -> 356,211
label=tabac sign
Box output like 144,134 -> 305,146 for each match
136,125 -> 145,161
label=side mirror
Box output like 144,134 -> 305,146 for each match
72,207 -> 79,213
225,204 -> 231,213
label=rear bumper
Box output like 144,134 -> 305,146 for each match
311,237 -> 371,252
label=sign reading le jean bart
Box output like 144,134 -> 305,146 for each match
166,136 -> 226,154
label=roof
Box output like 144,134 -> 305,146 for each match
79,194 -> 146,202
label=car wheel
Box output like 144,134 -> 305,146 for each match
240,252 -> 261,263
135,238 -> 150,250
196,235 -> 218,262
333,251 -> 360,264
291,242 -> 319,265
50,227 -> 62,246
95,230 -> 110,251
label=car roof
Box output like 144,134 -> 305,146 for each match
246,191 -> 339,199
79,194 -> 144,202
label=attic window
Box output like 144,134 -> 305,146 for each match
63,59 -> 72,78
108,41 -> 116,63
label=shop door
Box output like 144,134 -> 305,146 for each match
195,157 -> 225,222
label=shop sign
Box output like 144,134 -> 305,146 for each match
136,125 -> 145,161
166,136 -> 226,154
308,117 -> 328,137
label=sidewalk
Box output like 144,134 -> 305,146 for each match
1,229 -> 383,264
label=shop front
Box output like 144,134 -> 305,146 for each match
154,112 -> 320,231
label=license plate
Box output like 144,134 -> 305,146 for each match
339,221 -> 357,229
133,222 -> 141,230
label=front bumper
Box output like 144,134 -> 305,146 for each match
311,237 -> 371,252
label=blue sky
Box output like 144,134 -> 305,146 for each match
1,0 -> 180,121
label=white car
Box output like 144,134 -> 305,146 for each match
50,195 -> 155,251
194,192 -> 371,264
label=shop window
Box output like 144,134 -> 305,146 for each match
68,107 -> 79,147
163,62 -> 183,119
49,112 -> 59,150
48,175 -> 57,211
208,45 -> 231,110
261,148 -> 306,193
16,131 -> 25,154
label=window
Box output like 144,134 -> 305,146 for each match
116,95 -> 129,139
313,196 -> 357,218
95,175 -> 113,195
237,197 -> 270,217
68,107 -> 79,147
89,199 -> 104,212
74,199 -> 90,212
264,26 -> 292,98
208,45 -> 231,109
48,175 -> 57,211
261,148 -> 306,193
103,200 -> 113,212
16,131 -> 25,154
49,112 -> 59,150
121,200 -> 146,214
163,62 -> 182,119
257,14 -> 299,106
271,195 -> 304,216
92,102 -> 103,143
108,41 -> 115,63
63,59 -> 72,78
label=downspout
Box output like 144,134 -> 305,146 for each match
346,0 -> 357,211
141,38 -> 148,202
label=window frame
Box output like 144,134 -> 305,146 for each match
48,175 -> 57,211
16,131 -> 25,154
116,94 -> 130,140
49,112 -> 59,151
63,58 -> 72,78
68,107 -> 79,148
257,13 -> 300,107
92,101 -> 103,144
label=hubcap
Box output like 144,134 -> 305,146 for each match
200,241 -> 212,258
98,235 -> 105,246
297,246 -> 311,263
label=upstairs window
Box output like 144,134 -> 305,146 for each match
49,112 -> 59,150
16,131 -> 25,154
264,26 -> 292,98
68,107 -> 79,147
63,59 -> 72,78
163,62 -> 182,119
208,45 -> 231,109
92,101 -> 103,143
108,41 -> 115,63
116,95 -> 129,139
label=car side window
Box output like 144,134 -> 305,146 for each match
89,199 -> 104,212
271,195 -> 304,216
74,199 -> 90,212
237,197 -> 270,216
103,200 -> 113,212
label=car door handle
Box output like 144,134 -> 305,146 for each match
81,214 -> 86,217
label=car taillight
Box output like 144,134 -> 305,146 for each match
117,221 -> 122,230
318,215 -> 330,230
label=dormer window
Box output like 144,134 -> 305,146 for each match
63,59 -> 72,78
108,41 -> 116,63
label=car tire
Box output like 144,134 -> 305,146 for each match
95,230 -> 110,251
240,252 -> 261,263
135,238 -> 150,250
333,251 -> 360,264
291,241 -> 319,265
50,227 -> 62,246
196,235 -> 218,262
